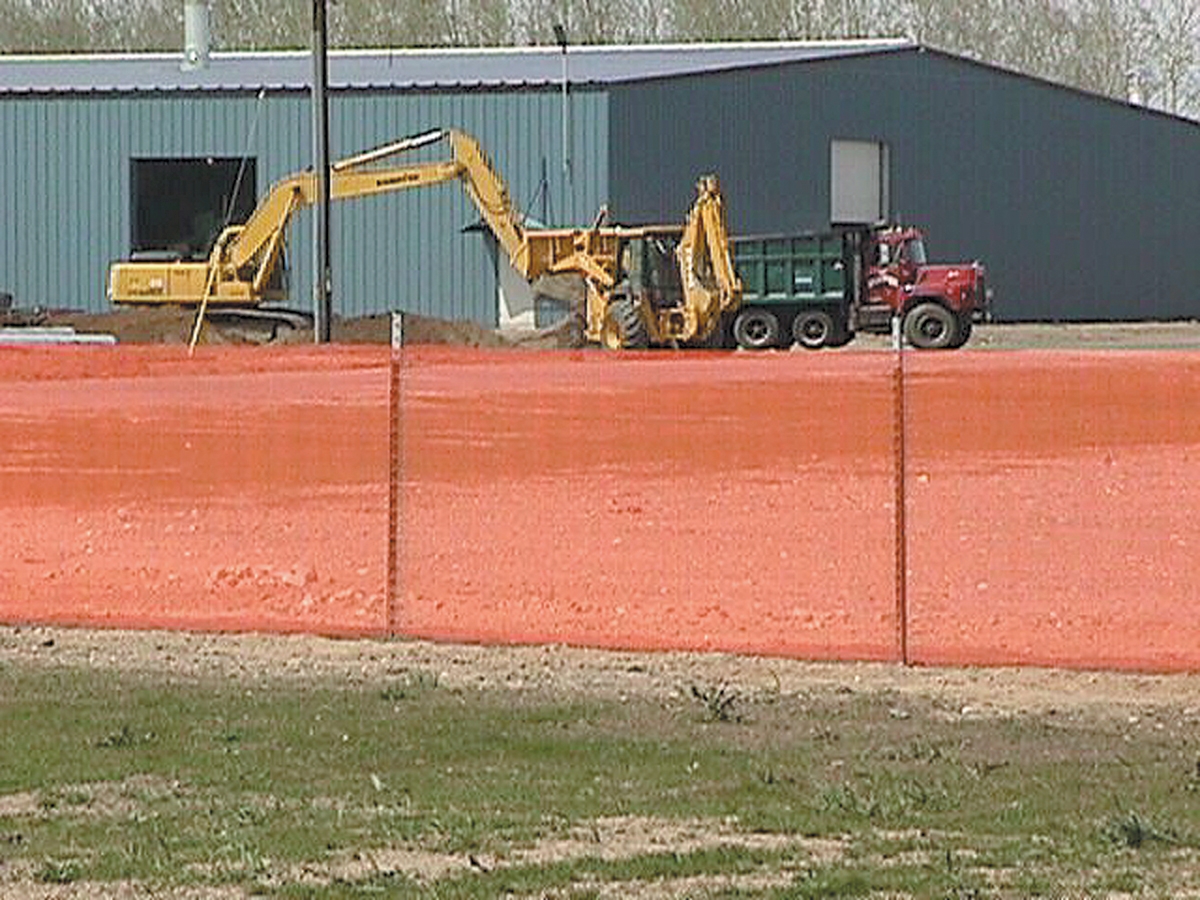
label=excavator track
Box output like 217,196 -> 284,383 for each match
203,306 -> 313,343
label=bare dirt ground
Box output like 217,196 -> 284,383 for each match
854,319 -> 1200,351
3,625 -> 1200,723
39,307 -> 572,348
2,319 -> 1200,710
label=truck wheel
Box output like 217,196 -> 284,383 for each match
828,318 -> 853,347
733,308 -> 781,350
792,310 -> 835,350
947,316 -> 973,349
600,296 -> 649,350
903,302 -> 956,350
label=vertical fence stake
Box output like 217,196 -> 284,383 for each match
386,311 -> 404,638
892,315 -> 909,665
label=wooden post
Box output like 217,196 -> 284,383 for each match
892,315 -> 909,665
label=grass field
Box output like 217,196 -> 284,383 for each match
2,631 -> 1198,898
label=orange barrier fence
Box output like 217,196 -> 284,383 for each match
2,344 -> 1198,672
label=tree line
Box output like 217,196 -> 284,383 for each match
3,0 -> 1198,117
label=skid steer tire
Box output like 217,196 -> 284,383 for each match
600,297 -> 650,350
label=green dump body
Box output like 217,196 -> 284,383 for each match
732,232 -> 850,309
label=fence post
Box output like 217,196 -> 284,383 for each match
386,311 -> 404,638
892,315 -> 909,665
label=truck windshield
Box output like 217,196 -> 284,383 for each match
902,238 -> 927,265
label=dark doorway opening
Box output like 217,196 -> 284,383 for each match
131,158 -> 257,259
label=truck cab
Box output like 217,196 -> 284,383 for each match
860,226 -> 990,349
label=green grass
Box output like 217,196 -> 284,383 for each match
0,661 -> 1197,897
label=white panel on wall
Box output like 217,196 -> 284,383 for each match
831,138 -> 889,224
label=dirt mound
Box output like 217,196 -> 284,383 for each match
331,313 -> 514,347
40,307 -> 572,348
48,307 -> 211,344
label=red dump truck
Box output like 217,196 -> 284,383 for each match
729,224 -> 990,350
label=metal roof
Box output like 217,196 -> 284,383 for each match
0,40 -> 912,94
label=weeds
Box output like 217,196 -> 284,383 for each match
36,858 -> 82,884
38,787 -> 92,811
380,669 -> 440,701
1103,810 -> 1178,849
689,682 -> 741,723
95,724 -> 156,749
817,773 -> 951,823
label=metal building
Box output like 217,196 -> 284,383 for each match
2,41 -> 1197,324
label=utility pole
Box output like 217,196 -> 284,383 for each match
311,0 -> 332,343
553,23 -> 571,222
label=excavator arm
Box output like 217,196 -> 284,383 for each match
210,130 -> 524,300
109,128 -> 529,308
675,175 -> 742,332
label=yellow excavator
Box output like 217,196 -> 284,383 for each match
108,128 -> 741,348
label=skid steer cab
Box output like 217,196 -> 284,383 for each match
563,174 -> 743,350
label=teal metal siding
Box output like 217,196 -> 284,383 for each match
0,89 -> 608,321
331,90 -> 608,321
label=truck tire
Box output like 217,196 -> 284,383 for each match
792,309 -> 836,350
828,319 -> 853,347
903,301 -> 956,350
733,308 -> 781,350
947,315 -> 973,349
599,296 -> 650,350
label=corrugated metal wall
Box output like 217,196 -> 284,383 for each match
0,88 -> 608,321
609,50 -> 1200,321
11,50 -> 1199,324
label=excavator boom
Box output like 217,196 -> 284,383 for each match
108,128 -> 525,309
108,126 -> 742,350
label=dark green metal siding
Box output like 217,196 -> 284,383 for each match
609,50 -> 1200,321
0,89 -> 608,321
